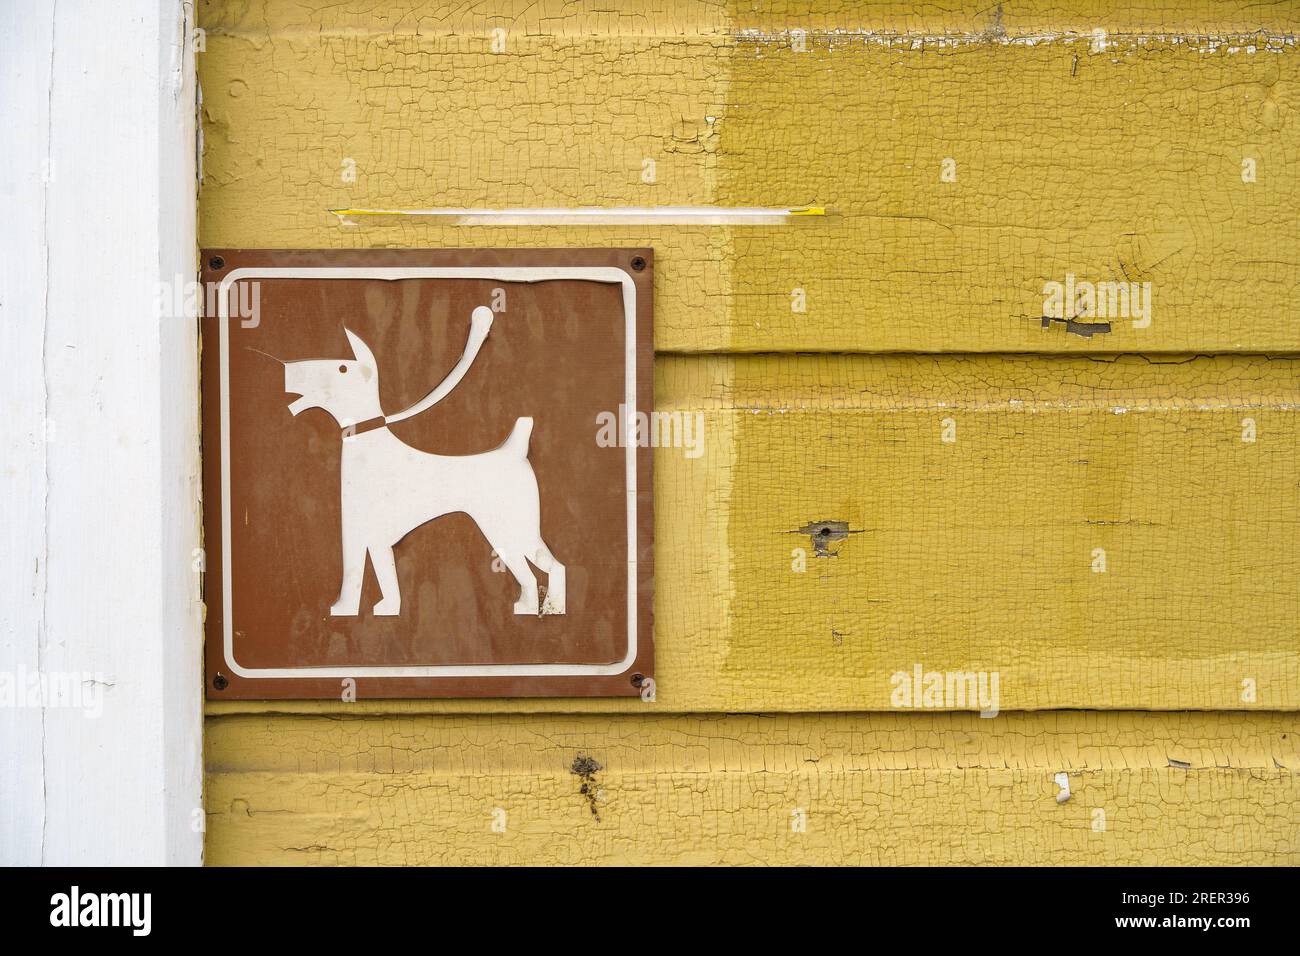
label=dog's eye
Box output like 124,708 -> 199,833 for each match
338,365 -> 347,373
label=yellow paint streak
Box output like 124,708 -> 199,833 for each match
206,711 -> 1300,865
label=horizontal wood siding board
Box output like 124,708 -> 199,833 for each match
205,711 -> 1300,865
207,354 -> 1300,714
197,5 -> 1299,352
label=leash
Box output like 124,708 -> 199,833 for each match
381,305 -> 495,426
345,415 -> 388,437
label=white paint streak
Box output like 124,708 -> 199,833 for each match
331,206 -> 824,225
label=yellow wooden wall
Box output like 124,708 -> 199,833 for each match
198,0 -> 1300,864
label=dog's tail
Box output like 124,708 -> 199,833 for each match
502,416 -> 533,458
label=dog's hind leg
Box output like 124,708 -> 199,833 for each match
369,544 -> 401,616
492,547 -> 539,616
532,542 -> 566,615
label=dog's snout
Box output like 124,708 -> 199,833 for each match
284,362 -> 311,416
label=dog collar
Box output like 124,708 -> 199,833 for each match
346,416 -> 388,437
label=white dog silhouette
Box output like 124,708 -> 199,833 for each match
282,306 -> 565,617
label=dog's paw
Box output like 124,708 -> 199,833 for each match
329,601 -> 360,617
373,598 -> 401,617
541,590 -> 566,615
513,597 -> 540,616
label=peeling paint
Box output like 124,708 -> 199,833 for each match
569,754 -> 604,821
205,713 -> 1300,865
1037,316 -> 1112,338
791,520 -> 863,557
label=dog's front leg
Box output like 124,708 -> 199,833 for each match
369,544 -> 401,616
330,525 -> 366,616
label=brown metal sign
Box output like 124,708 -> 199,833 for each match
200,249 -> 653,698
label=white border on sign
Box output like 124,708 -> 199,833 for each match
217,266 -> 639,679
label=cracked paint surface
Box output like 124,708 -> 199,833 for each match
723,353 -> 1300,711
198,0 -> 1299,352
211,354 -> 1300,715
198,0 -> 1300,864
206,711 -> 1300,865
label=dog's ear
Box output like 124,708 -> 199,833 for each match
343,328 -> 378,374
